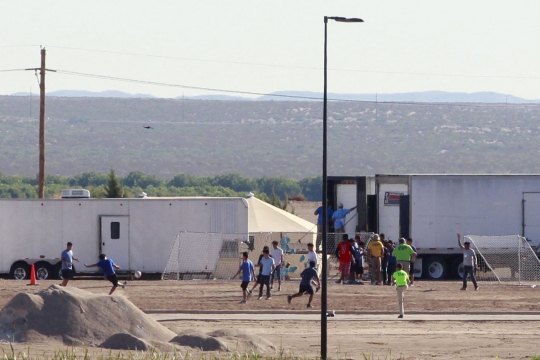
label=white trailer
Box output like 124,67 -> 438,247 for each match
0,196 -> 248,279
329,174 -> 540,280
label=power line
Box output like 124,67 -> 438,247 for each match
46,45 -> 540,80
0,68 -> 28,72
53,69 -> 540,108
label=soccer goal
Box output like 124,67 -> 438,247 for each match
465,235 -> 540,285
161,232 -> 251,280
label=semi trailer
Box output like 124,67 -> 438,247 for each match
328,174 -> 540,280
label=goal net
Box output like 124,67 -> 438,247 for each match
162,232 -> 249,280
465,235 -> 540,285
161,231 -> 316,281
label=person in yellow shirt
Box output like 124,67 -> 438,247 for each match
367,234 -> 384,285
392,263 -> 410,318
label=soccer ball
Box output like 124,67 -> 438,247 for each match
134,271 -> 142,279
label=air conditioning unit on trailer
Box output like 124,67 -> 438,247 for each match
61,189 -> 91,199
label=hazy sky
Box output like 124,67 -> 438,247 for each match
2,1 -> 540,99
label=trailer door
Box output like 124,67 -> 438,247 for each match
336,184 -> 358,236
100,216 -> 130,270
523,193 -> 540,245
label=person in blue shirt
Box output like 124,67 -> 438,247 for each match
287,261 -> 320,308
232,252 -> 255,304
84,254 -> 125,295
332,203 -> 357,233
60,242 -> 79,287
314,200 -> 333,250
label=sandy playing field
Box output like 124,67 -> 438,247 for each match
0,278 -> 539,359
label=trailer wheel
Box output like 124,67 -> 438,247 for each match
423,256 -> 448,280
55,264 -> 75,280
10,261 -> 30,280
35,262 -> 52,280
451,258 -> 465,279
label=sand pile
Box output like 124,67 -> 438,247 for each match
0,285 -> 276,354
0,285 -> 175,348
170,328 -> 276,354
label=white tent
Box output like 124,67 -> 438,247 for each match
245,195 -> 316,233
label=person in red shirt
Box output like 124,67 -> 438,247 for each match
335,234 -> 355,284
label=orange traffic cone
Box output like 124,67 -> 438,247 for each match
28,264 -> 37,285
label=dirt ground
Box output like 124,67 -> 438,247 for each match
1,278 -> 540,359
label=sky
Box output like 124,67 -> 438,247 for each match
2,1 -> 540,100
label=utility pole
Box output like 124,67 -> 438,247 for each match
26,48 -> 55,199
38,48 -> 46,198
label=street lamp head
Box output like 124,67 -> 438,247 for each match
326,16 -> 364,23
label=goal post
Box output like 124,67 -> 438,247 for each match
465,235 -> 540,285
161,232 -> 251,280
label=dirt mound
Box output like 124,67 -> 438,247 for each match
0,285 -> 175,346
169,328 -> 275,354
208,328 -> 276,353
99,333 -> 179,352
170,332 -> 227,351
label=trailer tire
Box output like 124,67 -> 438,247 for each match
423,256 -> 448,280
10,261 -> 30,280
55,263 -> 76,280
35,262 -> 53,280
451,258 -> 465,279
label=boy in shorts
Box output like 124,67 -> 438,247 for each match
232,252 -> 255,304
84,254 -> 126,295
287,261 -> 320,308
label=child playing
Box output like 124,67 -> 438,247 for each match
84,254 -> 126,295
232,251 -> 255,304
287,260 -> 320,308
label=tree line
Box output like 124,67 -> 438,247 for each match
0,170 -> 323,202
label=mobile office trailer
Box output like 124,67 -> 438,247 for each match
328,174 -> 540,280
0,197 -> 248,280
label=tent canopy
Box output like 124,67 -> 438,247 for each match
246,196 -> 316,233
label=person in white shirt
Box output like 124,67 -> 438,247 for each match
270,240 -> 284,291
306,242 -> 321,290
457,233 -> 479,291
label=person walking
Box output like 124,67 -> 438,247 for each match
332,203 -> 357,233
287,261 -> 321,308
407,238 -> 418,286
457,233 -> 479,291
60,242 -> 79,287
248,246 -> 270,295
258,248 -> 275,300
232,252 -> 255,304
84,254 -> 125,295
392,263 -> 410,318
392,238 -> 416,275
367,234 -> 384,285
270,240 -> 284,291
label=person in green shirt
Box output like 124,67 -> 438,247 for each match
392,238 -> 416,275
392,263 -> 410,318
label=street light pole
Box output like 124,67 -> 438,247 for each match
321,15 -> 363,360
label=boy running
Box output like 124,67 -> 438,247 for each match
287,261 -> 320,308
392,263 -> 410,318
84,254 -> 126,295
258,248 -> 275,300
248,246 -> 270,295
232,252 -> 255,304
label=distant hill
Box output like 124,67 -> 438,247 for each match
2,95 -> 540,179
11,90 -> 156,98
10,90 -> 540,103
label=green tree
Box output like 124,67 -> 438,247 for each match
103,169 -> 125,198
122,171 -> 164,188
